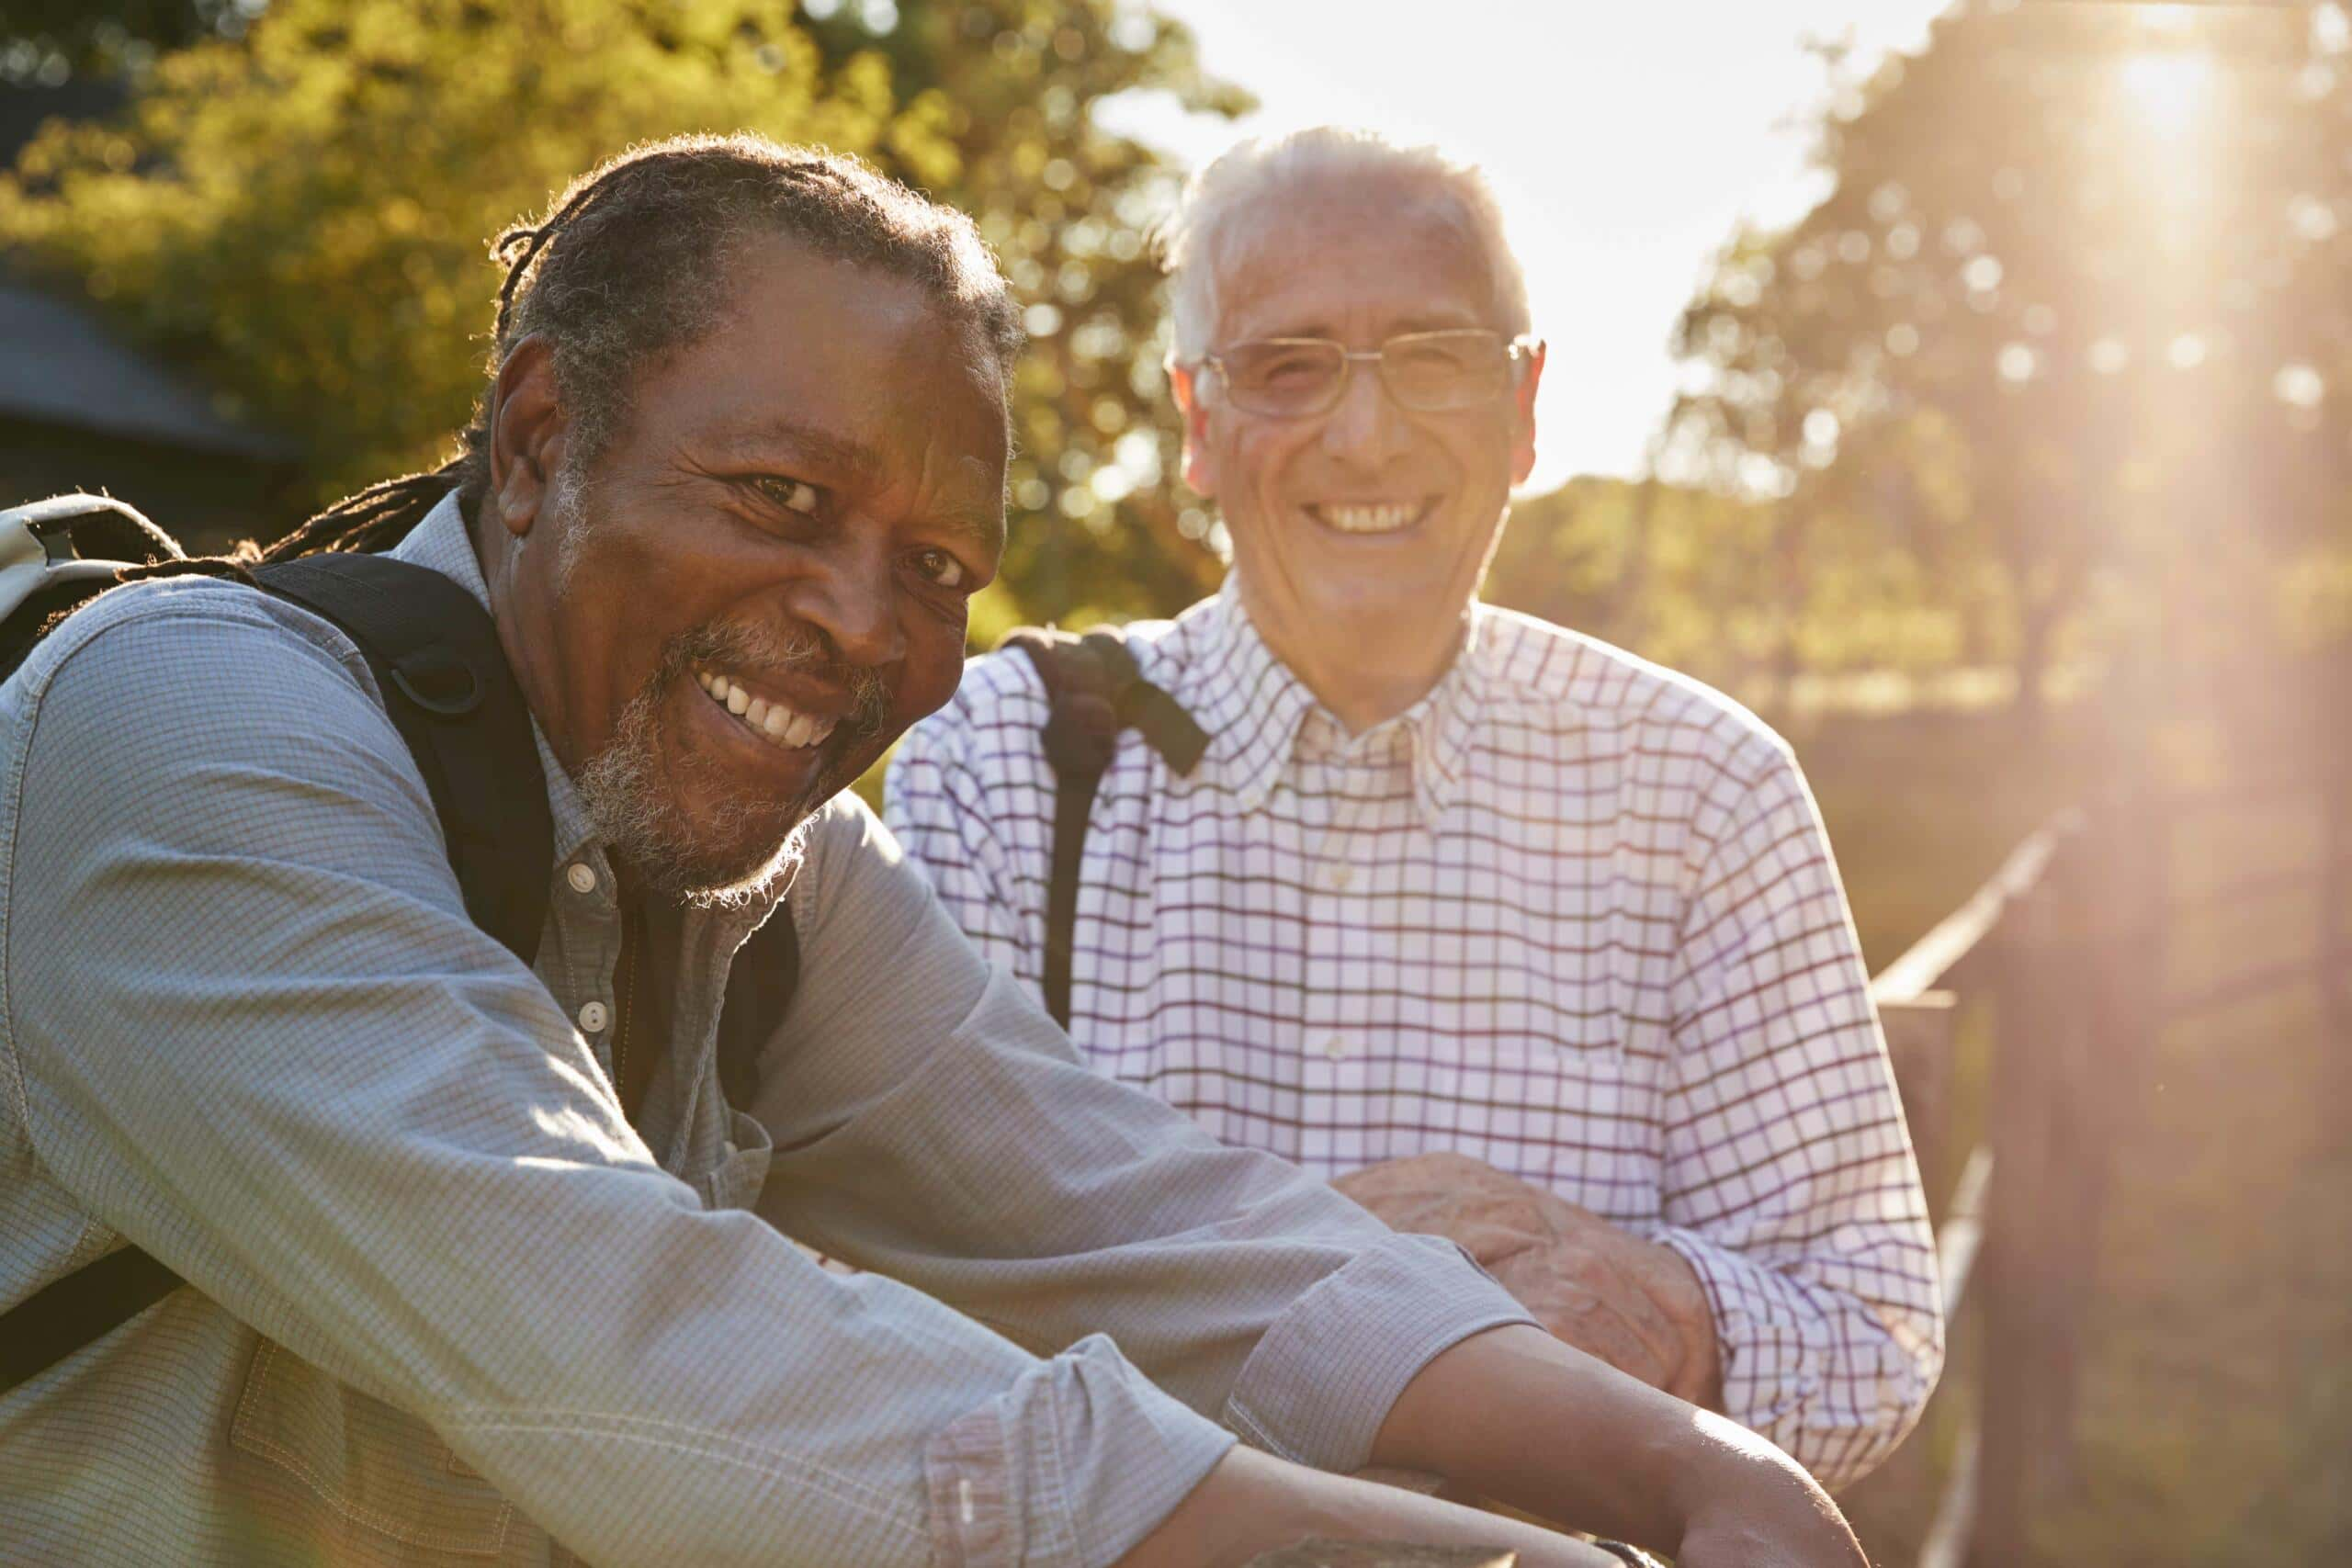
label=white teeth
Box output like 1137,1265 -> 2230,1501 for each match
1316,502 -> 1422,535
693,666 -> 838,752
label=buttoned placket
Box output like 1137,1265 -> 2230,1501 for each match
552,851 -> 627,1094
1293,717 -> 1377,1171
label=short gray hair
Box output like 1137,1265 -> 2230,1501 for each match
1159,126 -> 1532,366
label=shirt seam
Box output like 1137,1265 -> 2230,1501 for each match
439,1407 -> 932,1549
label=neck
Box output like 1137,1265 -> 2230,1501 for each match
1235,579 -> 1467,734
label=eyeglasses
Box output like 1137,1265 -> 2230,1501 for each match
1197,329 -> 1537,419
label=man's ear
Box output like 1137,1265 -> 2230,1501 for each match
1510,339 -> 1545,487
1169,360 -> 1219,499
487,334 -> 570,538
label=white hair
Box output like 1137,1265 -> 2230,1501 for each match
1159,126 -> 1532,366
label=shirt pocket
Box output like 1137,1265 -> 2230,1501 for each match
696,1109 -> 775,1213
230,1337 -> 519,1562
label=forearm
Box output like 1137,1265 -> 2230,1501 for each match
1115,1446 -> 1620,1568
1370,1324 -> 1858,1562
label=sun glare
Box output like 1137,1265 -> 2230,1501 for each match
2118,52 -> 2216,134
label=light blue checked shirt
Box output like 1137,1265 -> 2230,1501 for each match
0,494 -> 1530,1566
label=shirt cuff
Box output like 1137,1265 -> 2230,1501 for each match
923,1333 -> 1236,1568
1221,1232 -> 1535,1472
1652,1224 -> 1935,1487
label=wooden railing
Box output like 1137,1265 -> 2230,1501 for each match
1874,754 -> 2350,1567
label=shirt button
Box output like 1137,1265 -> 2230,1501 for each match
565,863 -> 598,895
1323,863 -> 1353,890
1321,1034 -> 1348,1061
577,1000 -> 610,1034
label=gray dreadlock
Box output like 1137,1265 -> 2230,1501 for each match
263,133 -> 1022,561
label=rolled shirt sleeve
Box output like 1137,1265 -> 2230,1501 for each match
760,799 -> 1536,1553
0,582 -> 1527,1566
1658,742 -> 1944,1488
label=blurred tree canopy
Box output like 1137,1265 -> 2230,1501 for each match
1649,0 -> 2352,713
0,0 -> 1244,637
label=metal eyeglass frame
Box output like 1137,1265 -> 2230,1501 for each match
1194,329 -> 1541,418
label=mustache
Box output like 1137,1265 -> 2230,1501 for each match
662,619 -> 893,739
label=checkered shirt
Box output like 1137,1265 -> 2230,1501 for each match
888,579 -> 1944,1487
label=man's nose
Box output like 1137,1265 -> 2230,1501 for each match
786,529 -> 905,668
1319,354 -> 1414,468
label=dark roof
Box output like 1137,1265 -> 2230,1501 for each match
0,81 -> 126,169
2,83 -> 293,464
0,281 -> 295,460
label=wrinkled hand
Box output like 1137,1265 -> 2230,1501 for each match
1334,1152 -> 1721,1408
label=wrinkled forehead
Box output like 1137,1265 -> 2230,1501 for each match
1207,178 -> 1504,341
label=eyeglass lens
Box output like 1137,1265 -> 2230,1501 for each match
1219,331 -> 1512,416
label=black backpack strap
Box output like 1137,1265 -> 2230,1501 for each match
1001,626 -> 1208,1028
254,555 -> 554,964
716,900 -> 799,1111
1,552 -> 553,1396
0,1247 -> 185,1393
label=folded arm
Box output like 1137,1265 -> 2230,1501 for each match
3,594 -> 1228,1566
758,803 -> 1864,1567
1657,745 -> 1944,1486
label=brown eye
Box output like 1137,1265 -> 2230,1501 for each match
914,548 -> 967,590
754,475 -> 820,515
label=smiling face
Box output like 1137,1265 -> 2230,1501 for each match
485,234 -> 1008,903
1174,182 -> 1543,725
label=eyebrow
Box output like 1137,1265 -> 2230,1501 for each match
933,502 -> 1006,556
1245,311 -> 1487,344
716,416 -> 883,485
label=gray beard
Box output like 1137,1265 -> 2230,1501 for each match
574,617 -> 874,909
573,682 -> 808,909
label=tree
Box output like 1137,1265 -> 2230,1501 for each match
0,0 -> 1245,635
0,1 -> 234,85
1668,0 -> 2352,716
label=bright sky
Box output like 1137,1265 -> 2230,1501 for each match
1099,0 -> 1953,491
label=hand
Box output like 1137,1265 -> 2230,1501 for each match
1334,1154 -> 1721,1407
1488,1208 -> 1722,1410
1331,1150 -> 1561,1265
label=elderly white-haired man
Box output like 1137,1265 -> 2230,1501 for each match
888,127 -> 1942,1489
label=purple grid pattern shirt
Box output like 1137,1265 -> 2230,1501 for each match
888,580 -> 1943,1487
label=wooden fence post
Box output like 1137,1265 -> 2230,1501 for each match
1879,992 -> 1958,1219
2323,658 -> 2350,1125
1971,862 -> 2075,1568
2037,781 -> 2153,1500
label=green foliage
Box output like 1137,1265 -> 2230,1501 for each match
0,0 -> 1243,632
1668,2 -> 2352,705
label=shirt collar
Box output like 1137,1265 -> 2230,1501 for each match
1174,575 -> 1490,825
386,491 -> 602,874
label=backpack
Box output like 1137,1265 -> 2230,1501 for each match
0,493 -> 798,1394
